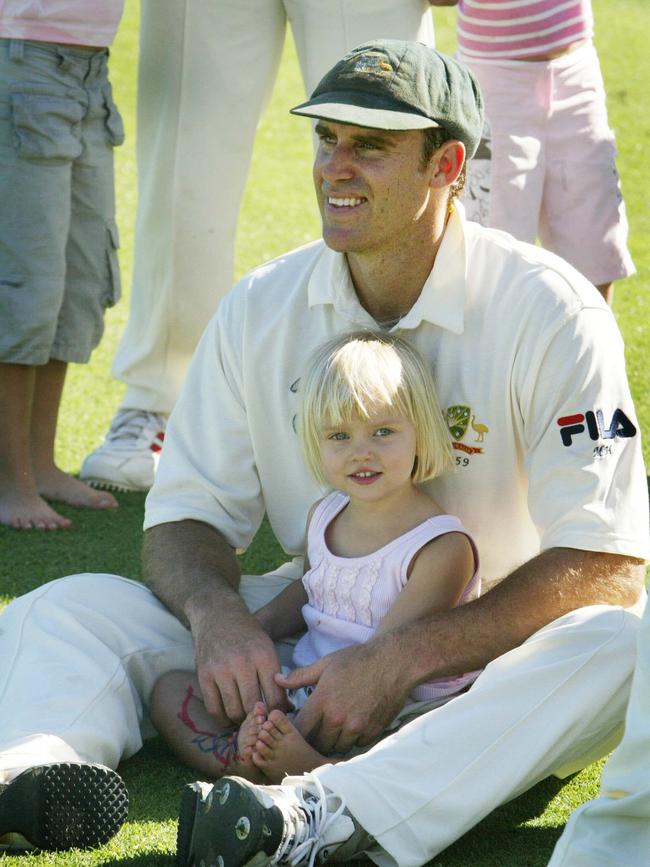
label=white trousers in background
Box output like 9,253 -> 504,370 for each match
547,601 -> 650,867
0,572 -> 642,865
112,0 -> 435,414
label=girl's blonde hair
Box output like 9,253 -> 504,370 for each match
299,331 -> 454,485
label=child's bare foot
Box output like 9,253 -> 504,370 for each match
0,488 -> 71,530
251,709 -> 328,782
37,467 -> 118,510
229,702 -> 268,782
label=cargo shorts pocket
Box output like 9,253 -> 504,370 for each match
102,83 -> 124,147
10,84 -> 84,160
104,220 -> 122,307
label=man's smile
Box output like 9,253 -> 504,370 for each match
327,195 -> 367,208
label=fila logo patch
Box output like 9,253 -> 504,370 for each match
557,409 -> 636,447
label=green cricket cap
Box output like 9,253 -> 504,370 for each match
291,39 -> 484,158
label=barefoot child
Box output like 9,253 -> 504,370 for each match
0,3 -> 126,528
150,331 -> 480,782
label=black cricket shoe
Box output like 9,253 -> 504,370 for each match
176,773 -> 358,867
0,762 -> 128,851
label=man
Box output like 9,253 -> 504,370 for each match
79,0 -> 437,492
0,41 -> 647,864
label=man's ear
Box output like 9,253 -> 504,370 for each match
431,141 -> 466,189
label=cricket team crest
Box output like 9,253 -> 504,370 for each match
447,405 -> 489,455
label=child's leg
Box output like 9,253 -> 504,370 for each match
149,670 -> 267,781
251,710 -> 331,783
29,360 -> 117,510
0,362 -> 70,529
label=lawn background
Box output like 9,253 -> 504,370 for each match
1,1 -> 648,864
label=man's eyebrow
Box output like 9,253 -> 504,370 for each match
352,130 -> 397,149
314,121 -> 398,149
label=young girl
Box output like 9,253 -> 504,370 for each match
150,331 -> 480,782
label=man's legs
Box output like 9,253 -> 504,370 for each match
0,574 -> 194,779
0,565 -> 299,850
179,603 -> 642,867
0,573 -> 187,851
547,602 -> 650,867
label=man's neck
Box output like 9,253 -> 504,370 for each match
346,226 -> 444,325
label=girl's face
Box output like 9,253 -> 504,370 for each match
318,404 -> 418,503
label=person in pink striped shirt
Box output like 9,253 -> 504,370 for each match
433,0 -> 634,305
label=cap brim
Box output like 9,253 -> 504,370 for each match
290,101 -> 440,131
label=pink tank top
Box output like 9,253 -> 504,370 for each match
457,0 -> 593,60
293,491 -> 481,701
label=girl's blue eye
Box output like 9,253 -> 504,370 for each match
329,431 -> 348,441
375,427 -> 393,437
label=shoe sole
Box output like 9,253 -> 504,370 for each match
83,478 -> 149,493
176,777 -> 283,867
0,763 -> 128,851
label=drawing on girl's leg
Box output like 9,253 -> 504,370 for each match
177,683 -> 239,769
177,686 -> 268,780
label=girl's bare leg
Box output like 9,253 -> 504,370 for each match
150,671 -> 267,781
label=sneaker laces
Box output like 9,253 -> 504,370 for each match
104,409 -> 167,448
271,774 -> 348,867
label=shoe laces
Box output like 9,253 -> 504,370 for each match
105,409 -> 167,446
271,774 -> 347,867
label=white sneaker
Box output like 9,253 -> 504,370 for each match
176,774 -> 368,867
80,409 -> 168,491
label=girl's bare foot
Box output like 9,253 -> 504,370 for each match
37,467 -> 118,510
251,709 -> 328,782
0,488 -> 71,530
229,702 -> 268,782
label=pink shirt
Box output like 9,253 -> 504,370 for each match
0,0 -> 124,47
293,491 -> 481,702
457,0 -> 594,60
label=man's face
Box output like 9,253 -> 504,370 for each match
312,120 -> 436,255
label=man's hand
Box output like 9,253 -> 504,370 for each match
277,640 -> 409,754
144,520 -> 291,728
194,608 -> 290,727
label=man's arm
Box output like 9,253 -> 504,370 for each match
283,547 -> 644,753
144,520 -> 289,726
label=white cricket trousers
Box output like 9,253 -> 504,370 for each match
547,600 -> 650,867
0,573 -> 642,865
112,0 -> 435,414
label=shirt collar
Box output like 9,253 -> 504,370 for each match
307,201 -> 468,334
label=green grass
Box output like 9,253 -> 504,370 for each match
1,0 -> 649,863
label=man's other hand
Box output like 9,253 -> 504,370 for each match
277,640 -> 410,754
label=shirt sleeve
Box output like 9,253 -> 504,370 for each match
143,288 -> 265,551
518,304 -> 649,560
